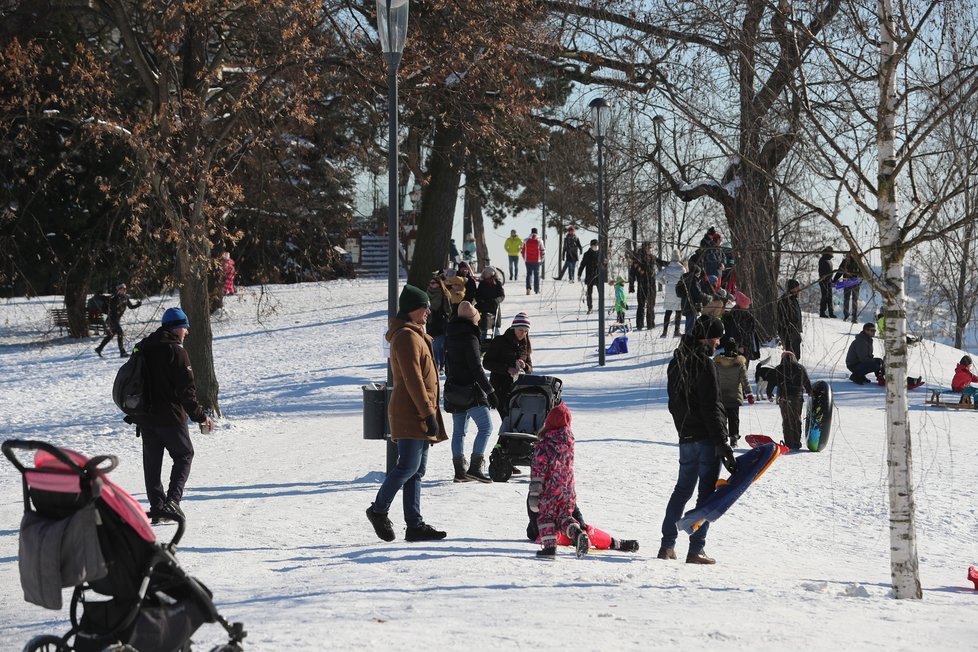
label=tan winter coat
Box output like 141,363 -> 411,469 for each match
386,318 -> 448,443
713,353 -> 751,407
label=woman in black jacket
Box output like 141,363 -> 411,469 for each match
444,301 -> 498,482
482,312 -> 533,420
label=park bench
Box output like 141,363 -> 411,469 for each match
49,308 -> 107,336
924,389 -> 977,410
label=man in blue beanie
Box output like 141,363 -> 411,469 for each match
133,306 -> 212,524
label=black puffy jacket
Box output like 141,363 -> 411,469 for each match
135,328 -> 207,428
482,328 -> 533,415
444,318 -> 494,409
667,337 -> 728,445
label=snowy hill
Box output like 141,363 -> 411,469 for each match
1,280 -> 977,650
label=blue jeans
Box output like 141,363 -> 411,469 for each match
525,262 -> 541,293
372,439 -> 429,528
508,256 -> 519,280
559,258 -> 577,281
451,405 -> 494,458
431,335 -> 446,371
661,440 -> 721,553
683,310 -> 696,334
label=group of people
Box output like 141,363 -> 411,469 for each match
504,228 -> 547,295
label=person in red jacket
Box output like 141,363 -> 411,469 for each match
951,355 -> 978,401
520,228 -> 545,295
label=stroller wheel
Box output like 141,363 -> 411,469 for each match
22,636 -> 69,652
488,455 -> 513,483
101,646 -> 139,652
209,646 -> 244,652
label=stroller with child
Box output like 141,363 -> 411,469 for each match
2,439 -> 246,652
488,375 -> 563,482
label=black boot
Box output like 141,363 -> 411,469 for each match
405,523 -> 447,542
574,529 -> 590,558
536,546 -> 556,560
366,505 -> 395,542
612,538 -> 640,553
453,456 -> 471,483
465,454 -> 492,483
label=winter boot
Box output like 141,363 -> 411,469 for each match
404,523 -> 447,542
453,456 -> 471,483
686,550 -> 716,564
612,538 -> 640,553
465,454 -> 492,483
656,546 -> 676,560
574,530 -> 590,558
94,346 -> 104,358
366,505 -> 395,542
536,546 -> 556,560
159,499 -> 185,522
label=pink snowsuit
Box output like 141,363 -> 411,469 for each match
529,403 -> 582,548
223,255 -> 236,295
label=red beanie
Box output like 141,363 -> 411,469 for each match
544,402 -> 572,430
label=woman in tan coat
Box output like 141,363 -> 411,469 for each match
367,284 -> 449,543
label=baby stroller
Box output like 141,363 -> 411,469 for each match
488,375 -> 563,482
2,439 -> 246,652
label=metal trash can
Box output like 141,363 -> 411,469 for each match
362,383 -> 391,440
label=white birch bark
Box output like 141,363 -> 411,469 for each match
878,0 -> 921,600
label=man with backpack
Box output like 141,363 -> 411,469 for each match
131,307 -> 212,524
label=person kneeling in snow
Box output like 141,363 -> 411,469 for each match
528,403 -> 590,560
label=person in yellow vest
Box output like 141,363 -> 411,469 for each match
504,229 -> 523,281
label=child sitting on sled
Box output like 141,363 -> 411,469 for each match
528,402 -> 594,559
952,355 -> 978,402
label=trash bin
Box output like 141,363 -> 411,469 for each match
362,383 -> 391,440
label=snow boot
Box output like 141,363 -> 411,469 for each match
574,530 -> 590,558
536,546 -> 556,560
366,505 -> 395,542
405,523 -> 447,542
465,454 -> 492,483
94,346 -> 104,358
656,546 -> 676,560
612,538 -> 640,553
453,456 -> 471,483
686,550 -> 716,564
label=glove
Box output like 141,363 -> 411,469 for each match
717,443 -> 738,474
486,392 -> 499,410
422,414 -> 439,435
747,394 -> 755,405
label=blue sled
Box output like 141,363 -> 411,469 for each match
676,443 -> 781,535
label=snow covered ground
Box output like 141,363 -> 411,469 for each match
1,279 -> 976,651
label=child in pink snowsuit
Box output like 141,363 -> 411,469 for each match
528,402 -> 589,559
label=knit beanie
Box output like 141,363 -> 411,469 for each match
511,312 -> 531,330
786,279 -> 801,291
398,284 -> 430,314
162,307 -> 190,330
457,301 -> 479,324
543,402 -> 571,430
692,315 -> 724,340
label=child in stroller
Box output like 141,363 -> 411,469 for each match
487,375 -> 562,482
2,439 -> 246,652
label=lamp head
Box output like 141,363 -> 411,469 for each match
376,0 -> 409,56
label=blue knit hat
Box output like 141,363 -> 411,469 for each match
162,307 -> 190,330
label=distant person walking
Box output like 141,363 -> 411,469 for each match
367,284 -> 448,543
135,307 -> 213,525
95,283 -> 142,358
817,247 -> 835,318
630,242 -> 664,331
578,240 -> 600,314
504,229 -> 523,281
521,228 -> 545,294
557,226 -> 583,282
656,250 -> 686,337
834,249 -> 861,323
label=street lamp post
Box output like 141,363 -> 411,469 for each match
589,97 -> 609,367
377,0 -> 409,472
653,115 -> 665,261
539,144 -> 548,279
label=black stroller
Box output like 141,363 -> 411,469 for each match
488,375 -> 563,482
2,439 -> 246,652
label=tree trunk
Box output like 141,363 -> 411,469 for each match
878,0 -> 921,600
408,119 -> 465,287
177,244 -> 221,417
730,172 -> 778,338
954,219 -> 973,349
464,161 -> 490,271
64,261 -> 92,339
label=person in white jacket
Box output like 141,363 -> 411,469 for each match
656,250 -> 687,337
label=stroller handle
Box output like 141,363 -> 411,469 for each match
2,439 -> 119,477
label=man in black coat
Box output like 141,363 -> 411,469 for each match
629,242 -> 666,330
776,279 -> 803,360
833,250 -> 861,323
659,315 -> 736,565
95,283 -> 142,358
135,307 -> 212,524
677,265 -> 711,334
817,247 -> 837,318
556,226 -> 583,281
577,240 -> 601,314
846,322 -> 883,384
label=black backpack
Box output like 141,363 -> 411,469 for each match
113,341 -> 151,424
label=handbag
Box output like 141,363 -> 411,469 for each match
443,381 -> 484,412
